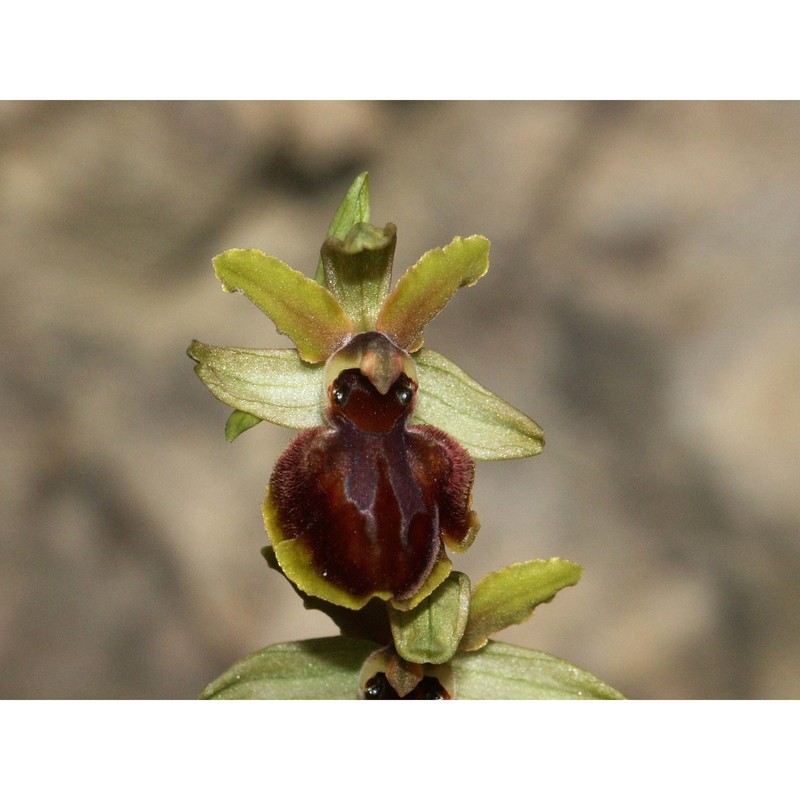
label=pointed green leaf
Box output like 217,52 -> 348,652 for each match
200,637 -> 377,699
315,172 -> 371,284
188,340 -> 324,429
460,559 -> 583,652
451,641 -> 625,699
377,235 -> 490,352
412,348 -> 545,460
213,249 -> 353,363
225,409 -> 262,441
388,572 -> 471,664
320,223 -> 396,330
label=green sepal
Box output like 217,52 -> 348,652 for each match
320,223 -> 396,331
225,409 -> 262,441
377,235 -> 489,352
412,348 -> 545,460
200,637 -> 625,699
450,641 -> 625,700
388,572 -> 471,665
315,171 -> 371,284
213,249 -> 353,363
261,546 -> 392,645
200,637 -> 377,700
188,341 -> 324,430
460,559 -> 583,651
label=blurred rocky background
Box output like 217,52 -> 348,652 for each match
1,101 -> 798,699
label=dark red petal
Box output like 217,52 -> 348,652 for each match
269,424 -> 443,601
267,375 -> 477,604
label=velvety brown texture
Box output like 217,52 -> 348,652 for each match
269,369 -> 476,601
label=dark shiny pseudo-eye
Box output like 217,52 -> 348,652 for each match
363,673 -> 451,700
268,365 -> 478,604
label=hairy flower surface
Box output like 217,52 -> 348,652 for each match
189,175 -> 544,610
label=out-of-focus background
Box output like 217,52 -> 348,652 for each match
1,100 -> 798,699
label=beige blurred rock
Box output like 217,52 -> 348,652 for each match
1,100 -> 798,698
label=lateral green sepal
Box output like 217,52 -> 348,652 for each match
412,348 -> 545,460
200,637 -> 378,700
188,341 -> 324,430
450,641 -> 625,700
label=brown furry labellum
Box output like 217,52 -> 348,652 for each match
268,363 -> 478,604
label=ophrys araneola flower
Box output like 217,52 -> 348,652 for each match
189,174 -> 543,610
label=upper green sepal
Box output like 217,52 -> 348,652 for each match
377,234 -> 489,352
213,248 -> 353,363
315,171 -> 371,284
460,558 -> 583,651
320,223 -> 396,331
412,348 -> 545,460
188,340 -> 325,430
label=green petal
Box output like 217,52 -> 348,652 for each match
315,172 -> 371,284
188,340 -> 324,430
451,641 -> 625,700
213,248 -> 353,363
320,223 -> 396,331
412,348 -> 545,460
376,235 -> 489,352
460,559 -> 583,652
200,637 -> 376,699
388,572 -> 471,665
